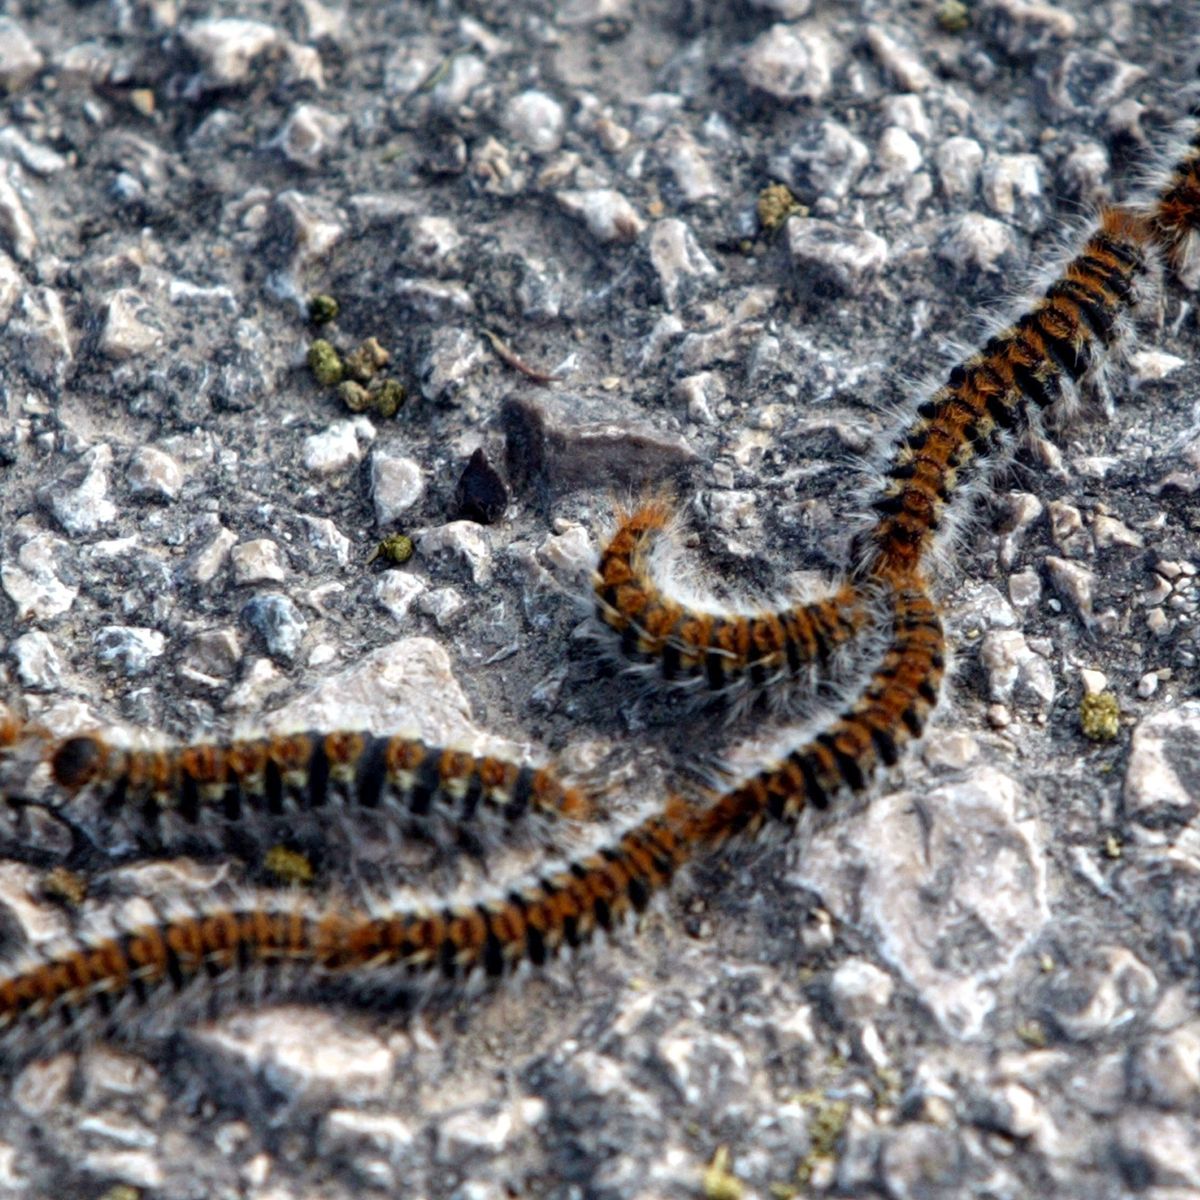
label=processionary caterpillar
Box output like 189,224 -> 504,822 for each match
0,112 -> 1194,1064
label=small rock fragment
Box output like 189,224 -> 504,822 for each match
786,217 -> 888,295
370,453 -> 424,525
127,447 -> 183,501
647,218 -> 718,311
503,90 -> 566,154
454,448 -> 508,526
273,104 -> 346,169
42,445 -> 116,536
99,290 -> 162,360
936,136 -> 984,200
938,213 -> 1015,274
1124,702 -> 1200,825
0,18 -> 41,92
94,627 -> 166,676
241,592 -> 308,660
12,631 -> 63,690
231,539 -> 288,585
739,22 -> 840,103
182,19 -> 279,90
10,286 -> 73,388
302,421 -> 362,475
556,188 -> 645,243
418,522 -> 492,584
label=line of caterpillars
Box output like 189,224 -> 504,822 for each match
0,131 -> 1195,1061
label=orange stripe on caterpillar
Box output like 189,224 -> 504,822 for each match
594,500 -> 872,696
46,731 -> 590,857
868,205 -> 1154,575
1150,126 -> 1200,266
690,574 -> 944,846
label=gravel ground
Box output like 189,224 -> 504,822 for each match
0,0 -> 1199,1197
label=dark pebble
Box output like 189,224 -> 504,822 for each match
454,447 -> 509,525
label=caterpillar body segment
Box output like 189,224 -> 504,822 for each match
594,499 -> 873,705
867,206 -> 1156,576
44,731 -> 590,861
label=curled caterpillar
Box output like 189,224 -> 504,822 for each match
593,497 -> 872,705
34,731 -> 590,864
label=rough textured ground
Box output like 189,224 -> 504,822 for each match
0,0 -> 1199,1197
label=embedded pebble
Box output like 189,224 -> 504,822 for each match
0,172 -> 36,262
126,447 -> 183,501
93,626 -> 166,676
1115,1111 -> 1200,1189
301,515 -> 351,567
797,768 -> 1047,1036
417,521 -> 492,584
938,213 -> 1015,274
1092,514 -> 1142,550
1124,702 -> 1200,825
1008,568 -> 1041,612
979,630 -> 1055,709
647,218 -> 717,311
555,188 -> 645,243
661,127 -> 718,203
0,250 -> 19,322
857,126 -> 922,194
273,104 -> 347,169
739,22 -> 840,103
770,119 -> 868,203
416,586 -> 466,628
503,90 -> 565,154
370,452 -> 425,525
230,538 -> 287,585
11,631 -> 64,690
865,26 -> 933,92
418,326 -> 489,404
396,215 -> 462,274
10,286 -> 73,387
198,1008 -> 393,1104
0,18 -> 42,91
375,572 -> 426,622
182,19 -> 279,90
303,421 -> 363,475
1043,947 -> 1157,1042
936,136 -> 984,200
41,445 -> 116,536
829,959 -> 895,1023
185,629 -> 241,677
1137,672 -> 1159,700
981,154 -> 1044,229
786,218 -> 888,294
428,53 -> 486,114
1044,556 -> 1095,625
1129,1023 -> 1200,1107
1,532 -> 77,620
189,527 -> 237,584
241,592 -> 308,660
99,289 -> 162,360
1129,350 -> 1187,383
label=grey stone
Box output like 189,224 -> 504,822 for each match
0,170 -> 36,262
829,959 -> 894,1023
41,445 -> 116,536
1043,946 -> 1157,1042
417,522 -> 492,585
396,215 -> 462,274
99,289 -> 162,360
241,592 -> 307,659
979,629 -> 1056,709
937,212 -> 1016,275
981,153 -> 1045,230
936,136 -> 984,200
127,447 -> 183,500
1115,1111 -> 1200,1189
273,104 -> 347,170
1044,555 -> 1095,626
301,515 -> 351,567
1124,702 -> 1200,826
418,326 -> 489,404
865,26 -> 933,92
181,19 -> 279,91
770,119 -> 869,203
501,394 -> 698,497
188,527 -> 237,585
739,22 -> 841,103
94,626 -> 165,676
1129,1023 -> 1200,1108
785,218 -> 888,294
10,286 -> 73,388
416,585 -> 466,627
375,571 -> 425,622
303,421 -> 364,475
661,127 -> 719,203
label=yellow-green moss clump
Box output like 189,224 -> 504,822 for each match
1080,692 -> 1120,742
370,534 -> 415,565
307,339 -> 344,386
308,293 -> 340,324
263,845 -> 315,886
937,1 -> 970,33
756,183 -> 805,232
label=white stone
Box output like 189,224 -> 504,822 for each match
786,218 -> 888,292
1092,514 -> 1143,550
182,19 -> 279,89
398,215 -> 462,273
556,188 -> 645,243
830,959 -> 895,1022
126,446 -> 183,500
94,626 -> 166,676
865,26 -> 933,92
417,521 -> 492,584
979,629 -> 1056,709
0,18 -> 42,92
301,515 -> 351,566
0,250 -> 19,323
1129,350 -> 1187,383
739,22 -> 840,103
503,90 -> 566,154
43,444 -> 116,536
12,631 -> 63,690
936,136 -> 984,200
303,421 -> 362,475
1079,668 -> 1107,695
982,154 -> 1042,218
1045,556 -> 1095,625
661,127 -> 718,202
1124,702 -> 1200,824
369,453 -> 424,525
1,532 -> 77,620
416,585 -> 465,627
536,525 -> 595,579
375,572 -> 425,622
1137,671 -> 1160,700
938,213 -> 1014,274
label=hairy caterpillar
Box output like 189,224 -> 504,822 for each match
0,106 -> 1196,1065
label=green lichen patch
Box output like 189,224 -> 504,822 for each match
1080,692 -> 1120,742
